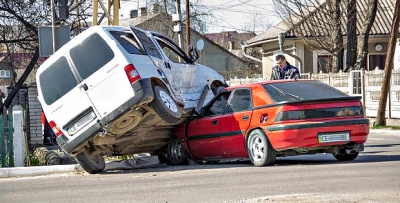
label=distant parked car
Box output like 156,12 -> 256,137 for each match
36,25 -> 225,173
166,80 -> 370,166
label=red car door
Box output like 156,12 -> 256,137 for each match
219,88 -> 253,158
186,117 -> 221,159
186,92 -> 231,159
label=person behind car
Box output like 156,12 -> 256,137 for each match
270,54 -> 300,80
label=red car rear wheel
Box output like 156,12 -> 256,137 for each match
247,129 -> 276,166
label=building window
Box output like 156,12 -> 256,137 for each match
0,70 -> 10,78
368,54 -> 386,71
317,55 -> 333,73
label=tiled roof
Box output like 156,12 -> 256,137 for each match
247,0 -> 397,45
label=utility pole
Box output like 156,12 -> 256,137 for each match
375,0 -> 400,126
185,0 -> 190,54
51,0 -> 56,54
174,0 -> 183,49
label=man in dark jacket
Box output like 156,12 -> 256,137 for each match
270,54 -> 300,80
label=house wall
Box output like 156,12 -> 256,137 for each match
120,14 -> 249,74
190,32 -> 247,72
304,47 -> 314,73
395,41 -> 400,70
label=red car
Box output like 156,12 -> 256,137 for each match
165,80 -> 369,166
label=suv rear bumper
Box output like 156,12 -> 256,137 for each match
56,79 -> 154,155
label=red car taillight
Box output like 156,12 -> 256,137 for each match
49,121 -> 63,137
124,64 -> 141,83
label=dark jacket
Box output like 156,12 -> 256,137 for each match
270,62 -> 300,80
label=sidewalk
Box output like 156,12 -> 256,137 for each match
0,155 -> 160,178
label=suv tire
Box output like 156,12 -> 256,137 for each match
75,150 -> 105,174
150,85 -> 181,123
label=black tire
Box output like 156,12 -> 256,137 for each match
150,85 -> 181,123
154,146 -> 169,164
247,129 -> 276,166
167,137 -> 188,166
333,152 -> 359,161
75,150 -> 105,174
45,151 -> 61,165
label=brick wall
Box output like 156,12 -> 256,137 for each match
28,85 -> 43,147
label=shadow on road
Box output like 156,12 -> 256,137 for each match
98,153 -> 400,175
365,143 -> 400,148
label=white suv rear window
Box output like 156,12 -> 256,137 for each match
40,56 -> 77,105
70,33 -> 114,80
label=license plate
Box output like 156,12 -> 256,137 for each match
67,111 -> 96,136
318,132 -> 350,143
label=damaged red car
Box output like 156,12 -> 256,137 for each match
166,80 -> 370,166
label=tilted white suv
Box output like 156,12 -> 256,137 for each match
36,26 -> 225,173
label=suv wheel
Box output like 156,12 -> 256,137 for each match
150,85 -> 181,123
75,150 -> 105,174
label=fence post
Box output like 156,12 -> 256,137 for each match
362,69 -> 366,115
8,111 -> 14,167
13,110 -> 25,167
0,115 -> 5,167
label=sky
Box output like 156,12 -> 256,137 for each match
119,0 -> 281,34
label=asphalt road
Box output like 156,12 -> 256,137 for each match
1,130 -> 399,203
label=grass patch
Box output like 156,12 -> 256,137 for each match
371,125 -> 400,130
28,154 -> 41,166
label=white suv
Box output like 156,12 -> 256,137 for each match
36,26 -> 225,173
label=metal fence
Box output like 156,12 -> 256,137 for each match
0,112 -> 14,167
227,70 -> 400,119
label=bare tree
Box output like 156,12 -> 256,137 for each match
0,0 -> 91,111
375,0 -> 400,126
273,0 -> 344,72
353,0 -> 378,70
345,0 -> 357,71
0,0 -> 92,86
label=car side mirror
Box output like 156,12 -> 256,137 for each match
188,45 -> 199,62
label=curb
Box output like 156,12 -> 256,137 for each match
370,129 -> 400,134
0,164 -> 82,178
0,156 -> 160,179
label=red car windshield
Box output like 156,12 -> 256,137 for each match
263,80 -> 348,103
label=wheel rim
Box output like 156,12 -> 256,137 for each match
170,139 -> 183,162
159,90 -> 178,113
250,134 -> 265,162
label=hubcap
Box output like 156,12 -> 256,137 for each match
160,90 -> 178,113
171,140 -> 183,161
250,135 -> 265,162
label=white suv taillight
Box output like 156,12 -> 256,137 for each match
124,64 -> 141,83
49,121 -> 63,137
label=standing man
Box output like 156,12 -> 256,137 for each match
270,54 -> 301,80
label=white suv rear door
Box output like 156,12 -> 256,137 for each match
38,55 -> 98,140
70,31 -> 134,119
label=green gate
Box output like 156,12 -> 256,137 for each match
0,113 -> 14,167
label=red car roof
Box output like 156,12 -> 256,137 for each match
227,79 -> 314,90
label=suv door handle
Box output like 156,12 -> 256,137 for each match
165,62 -> 171,69
242,115 -> 249,121
212,120 -> 218,125
81,83 -> 88,91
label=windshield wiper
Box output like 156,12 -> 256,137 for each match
270,85 -> 303,100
